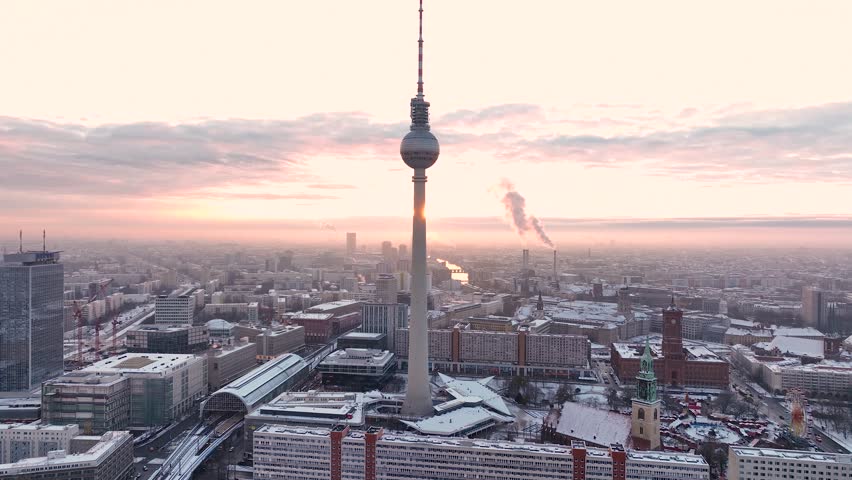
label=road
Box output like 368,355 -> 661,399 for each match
64,303 -> 155,363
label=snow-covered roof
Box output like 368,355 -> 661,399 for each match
438,374 -> 512,416
401,406 -> 512,436
772,327 -> 824,339
553,402 -> 631,447
767,336 -> 824,359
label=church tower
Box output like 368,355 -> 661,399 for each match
662,297 -> 685,387
631,339 -> 661,450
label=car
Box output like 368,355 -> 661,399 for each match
142,466 -> 148,471
816,436 -> 823,442
228,446 -> 235,452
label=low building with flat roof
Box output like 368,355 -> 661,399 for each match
255,325 -> 305,361
0,423 -> 80,464
728,446 -> 852,480
0,431 -> 133,480
64,353 -> 207,429
253,427 -> 709,480
337,331 -> 387,350
125,324 -> 208,354
318,349 -> 396,389
42,373 -> 130,434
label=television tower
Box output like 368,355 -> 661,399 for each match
400,0 -> 440,416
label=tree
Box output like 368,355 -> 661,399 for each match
606,387 -> 620,410
554,384 -> 574,404
710,391 -> 734,414
661,394 -> 682,415
697,442 -> 727,480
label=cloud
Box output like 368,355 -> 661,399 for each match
439,104 -> 542,126
307,183 -> 357,190
0,113 -> 407,202
503,102 -> 852,183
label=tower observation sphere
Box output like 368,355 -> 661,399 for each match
400,127 -> 439,169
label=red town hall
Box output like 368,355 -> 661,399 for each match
611,301 -> 729,389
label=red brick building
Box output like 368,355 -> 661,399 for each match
611,303 -> 729,389
292,300 -> 363,343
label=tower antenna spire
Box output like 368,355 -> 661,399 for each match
19,230 -> 23,253
417,0 -> 424,99
43,229 -> 46,252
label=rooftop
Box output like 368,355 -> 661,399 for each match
0,431 -> 131,474
773,327 -> 825,338
254,425 -> 708,465
766,336 -> 824,359
438,374 -> 512,417
401,406 -> 512,436
306,300 -> 361,312
83,353 -> 200,374
319,349 -> 394,367
551,402 -> 631,447
613,340 -> 726,363
339,332 -> 385,340
207,353 -> 307,410
731,446 -> 852,463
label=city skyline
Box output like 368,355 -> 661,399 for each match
3,1 -> 852,245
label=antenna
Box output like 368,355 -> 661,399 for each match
19,230 -> 23,253
43,230 -> 46,252
417,0 -> 424,98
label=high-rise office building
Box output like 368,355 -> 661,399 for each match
398,244 -> 408,259
399,0 -> 441,416
361,303 -> 408,351
0,251 -> 64,393
154,287 -> 196,325
801,286 -> 828,330
375,274 -> 398,304
346,233 -> 357,256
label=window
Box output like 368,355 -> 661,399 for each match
638,408 -> 645,420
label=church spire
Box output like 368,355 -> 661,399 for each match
636,338 -> 657,403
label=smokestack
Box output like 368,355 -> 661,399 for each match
553,250 -> 557,280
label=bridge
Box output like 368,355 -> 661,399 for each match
152,414 -> 243,480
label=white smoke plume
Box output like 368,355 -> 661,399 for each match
497,179 -> 555,248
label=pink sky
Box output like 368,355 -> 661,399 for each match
2,1 -> 852,247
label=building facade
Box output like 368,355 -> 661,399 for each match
255,325 -> 305,361
207,342 -> 258,390
0,251 -> 64,392
125,324 -> 209,354
801,286 -> 828,330
253,425 -> 709,480
0,423 -> 79,464
728,446 -> 852,480
0,431 -> 133,480
154,288 -> 196,324
611,303 -> 730,389
47,354 -> 207,429
361,303 -> 408,351
42,373 -> 130,434
394,327 -> 589,376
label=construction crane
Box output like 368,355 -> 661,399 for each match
72,279 -> 113,365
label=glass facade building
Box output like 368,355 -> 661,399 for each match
0,252 -> 64,393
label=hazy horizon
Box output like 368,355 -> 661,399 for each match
3,1 -> 852,247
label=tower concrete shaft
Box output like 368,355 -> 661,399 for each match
403,168 -> 433,416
